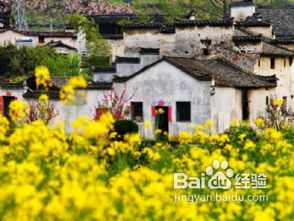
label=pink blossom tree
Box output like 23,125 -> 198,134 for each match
0,0 -> 131,30
94,86 -> 135,120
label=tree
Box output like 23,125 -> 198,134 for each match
68,14 -> 112,66
132,0 -> 294,21
94,86 -> 134,120
0,0 -> 131,30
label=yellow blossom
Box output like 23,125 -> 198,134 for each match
272,98 -> 283,106
144,120 -> 152,128
35,66 -> 51,89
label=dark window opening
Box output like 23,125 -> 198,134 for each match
242,90 -> 249,120
203,48 -> 209,56
38,36 -> 45,43
200,39 -> 212,47
282,96 -> 287,111
155,106 -> 169,137
131,102 -> 143,121
258,60 -> 261,67
270,57 -> 275,69
99,24 -> 122,35
176,102 -> 191,122
266,96 -> 269,106
3,96 -> 16,119
289,58 -> 293,66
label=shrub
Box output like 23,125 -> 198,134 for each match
114,120 -> 139,138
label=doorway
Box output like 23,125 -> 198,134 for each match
155,106 -> 169,138
242,90 -> 249,121
3,96 -> 16,119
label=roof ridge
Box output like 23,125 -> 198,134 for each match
237,28 -> 294,54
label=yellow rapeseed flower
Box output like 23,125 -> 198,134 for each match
9,100 -> 29,123
144,120 -> 152,128
60,76 -> 87,105
255,117 -> 265,128
272,98 -> 283,106
35,66 -> 51,89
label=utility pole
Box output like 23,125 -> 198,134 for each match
16,0 -> 27,30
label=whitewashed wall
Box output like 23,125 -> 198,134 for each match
50,89 -> 108,131
113,60 -> 211,138
211,87 -> 242,133
0,30 -> 38,46
230,5 -> 255,21
123,29 -> 160,53
254,56 -> 293,110
173,26 -> 234,56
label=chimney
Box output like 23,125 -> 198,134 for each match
230,0 -> 256,21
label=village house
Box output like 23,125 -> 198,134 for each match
0,29 -> 79,54
0,0 -> 293,137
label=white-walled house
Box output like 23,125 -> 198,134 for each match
0,29 -> 78,52
112,56 -> 275,136
0,0 -> 292,137
0,55 -> 276,137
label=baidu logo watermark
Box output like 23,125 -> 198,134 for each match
174,160 -> 267,190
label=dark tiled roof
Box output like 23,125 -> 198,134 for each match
139,48 -> 160,54
175,19 -> 234,27
165,57 -> 276,88
123,23 -> 162,29
114,56 -> 276,89
86,82 -> 112,90
233,35 -> 262,43
271,39 -> 294,44
261,42 -> 294,57
116,56 -> 140,63
235,20 -> 271,27
257,8 -> 294,39
93,66 -> 116,73
24,31 -> 77,38
23,90 -> 60,100
0,29 -> 77,38
102,34 -> 124,39
0,81 -> 23,89
235,28 -> 294,56
46,40 -> 77,51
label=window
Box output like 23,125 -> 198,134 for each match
258,60 -> 261,67
266,96 -> 269,106
270,57 -> 275,69
282,96 -> 287,111
289,58 -> 293,66
176,102 -> 191,122
242,90 -> 249,120
3,96 -> 16,119
38,36 -> 45,44
131,102 -> 143,121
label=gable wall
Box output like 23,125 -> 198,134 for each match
0,30 -> 38,46
113,61 -> 211,138
254,56 -> 293,109
173,26 -> 234,56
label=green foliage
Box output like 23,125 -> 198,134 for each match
114,120 -> 139,138
131,0 -> 294,21
0,44 -> 90,81
0,45 -> 56,78
41,53 -> 81,77
68,14 -> 112,66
